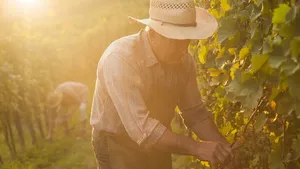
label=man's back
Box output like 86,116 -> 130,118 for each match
56,81 -> 87,93
56,81 -> 89,104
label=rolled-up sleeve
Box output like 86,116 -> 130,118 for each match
101,53 -> 166,148
178,59 -> 212,129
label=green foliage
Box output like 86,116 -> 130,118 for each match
217,16 -> 237,44
272,4 -> 291,24
0,0 -> 148,167
251,54 -> 269,73
190,0 -> 300,168
0,134 -> 95,169
269,143 -> 285,169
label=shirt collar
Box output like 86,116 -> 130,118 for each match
140,29 -> 189,68
140,30 -> 159,67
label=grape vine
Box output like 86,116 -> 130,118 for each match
185,0 -> 300,168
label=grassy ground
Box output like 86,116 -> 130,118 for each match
0,118 -> 196,169
0,125 -> 96,169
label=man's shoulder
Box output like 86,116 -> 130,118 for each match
104,32 -> 141,58
99,31 -> 144,68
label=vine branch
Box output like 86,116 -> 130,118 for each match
282,119 -> 286,159
230,95 -> 267,149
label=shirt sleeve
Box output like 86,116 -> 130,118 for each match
178,57 -> 212,129
101,53 -> 167,148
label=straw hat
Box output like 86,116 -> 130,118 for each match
45,90 -> 63,109
129,0 -> 218,40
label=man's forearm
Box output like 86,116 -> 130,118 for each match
191,117 -> 229,145
153,128 -> 233,165
153,129 -> 200,156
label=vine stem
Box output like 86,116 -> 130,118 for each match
282,119 -> 286,159
230,95 -> 267,149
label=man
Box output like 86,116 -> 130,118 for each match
45,81 -> 89,140
91,0 -> 236,168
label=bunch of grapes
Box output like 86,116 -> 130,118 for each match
232,128 -> 271,169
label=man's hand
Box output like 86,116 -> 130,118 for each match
223,139 -> 243,169
196,142 -> 233,169
153,128 -> 235,169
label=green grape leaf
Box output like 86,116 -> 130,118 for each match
220,122 -> 233,135
254,0 -> 263,6
216,51 -> 233,69
240,10 -> 250,19
239,47 -> 250,60
241,72 -> 252,82
251,37 -> 263,55
251,54 -> 269,73
275,91 -> 295,116
204,51 -> 216,68
270,87 -> 280,101
279,22 -> 295,38
295,10 -> 300,36
286,6 -> 298,21
225,31 -> 248,49
272,4 -> 291,24
291,38 -> 300,58
255,113 -> 267,132
269,47 -> 286,69
262,1 -> 272,16
269,143 -> 285,169
243,82 -> 263,110
287,71 -> 300,100
292,134 -> 300,159
250,5 -> 262,21
250,22 -> 259,39
208,68 -> 222,77
226,79 -> 242,96
218,16 -> 237,44
260,63 -> 276,77
198,45 -> 208,64
273,36 -> 282,46
263,17 -> 272,35
263,39 -> 272,54
209,77 -> 220,86
229,64 -> 239,80
221,0 -> 231,12
215,86 -> 225,96
226,78 -> 262,110
280,60 -> 300,76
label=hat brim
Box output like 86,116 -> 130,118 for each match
128,7 -> 218,40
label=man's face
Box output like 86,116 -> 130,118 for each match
155,31 -> 191,60
163,38 -> 191,58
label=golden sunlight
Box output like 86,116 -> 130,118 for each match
3,0 -> 46,18
16,0 -> 37,5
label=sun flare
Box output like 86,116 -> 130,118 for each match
16,0 -> 37,5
